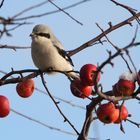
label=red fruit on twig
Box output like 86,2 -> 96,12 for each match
70,79 -> 92,99
116,79 -> 135,96
80,64 -> 100,86
16,79 -> 35,98
96,102 -> 119,124
114,105 -> 128,124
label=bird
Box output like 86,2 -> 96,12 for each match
30,24 -> 79,79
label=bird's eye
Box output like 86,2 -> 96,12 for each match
37,33 -> 51,39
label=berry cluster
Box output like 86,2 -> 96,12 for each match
96,102 -> 128,124
70,65 -> 140,124
70,64 -> 100,98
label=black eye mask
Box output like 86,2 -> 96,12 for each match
36,32 -> 51,39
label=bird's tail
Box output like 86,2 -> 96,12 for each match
66,71 -> 80,80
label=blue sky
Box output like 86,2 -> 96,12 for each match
0,0 -> 140,140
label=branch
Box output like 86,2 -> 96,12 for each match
11,0 -> 49,19
77,96 -> 103,140
1,69 -> 39,81
35,88 -> 86,110
126,119 -> 140,128
0,68 -> 78,85
0,44 -> 30,50
68,12 -> 140,57
125,25 -> 139,73
14,0 -> 91,21
0,69 -> 40,86
0,69 -> 85,110
110,0 -> 140,24
95,23 -> 134,73
48,0 -> 83,26
0,0 -> 4,8
93,40 -> 140,101
40,72 -> 80,135
77,86 -> 140,140
0,21 -> 31,38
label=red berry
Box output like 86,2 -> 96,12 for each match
114,105 -> 128,124
96,102 -> 119,124
0,95 -> 10,118
80,64 -> 100,86
16,79 -> 35,98
116,79 -> 135,96
70,79 -> 92,98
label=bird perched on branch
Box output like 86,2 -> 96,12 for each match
30,24 -> 79,79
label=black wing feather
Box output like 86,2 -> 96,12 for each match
54,45 -> 74,66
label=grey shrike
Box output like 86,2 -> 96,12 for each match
30,24 -> 79,79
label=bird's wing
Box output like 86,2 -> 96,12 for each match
54,45 -> 74,67
51,35 -> 64,49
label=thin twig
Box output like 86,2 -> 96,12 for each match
94,41 -> 140,101
35,88 -> 86,110
77,96 -> 103,140
1,69 -> 39,81
12,107 -> 95,140
11,108 -> 78,136
0,44 -> 30,50
11,0 -> 50,19
48,0 -> 83,26
110,0 -> 140,24
14,0 -> 92,21
125,26 -> 139,73
8,22 -> 32,31
0,68 -> 79,86
40,72 -> 80,135
68,12 -> 140,57
96,23 -> 133,73
126,119 -> 140,128
119,101 -> 125,133
0,0 -> 4,8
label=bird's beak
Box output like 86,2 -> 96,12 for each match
29,33 -> 34,37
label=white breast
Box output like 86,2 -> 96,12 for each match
31,38 -> 73,72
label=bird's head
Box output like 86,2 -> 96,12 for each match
30,24 -> 52,42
